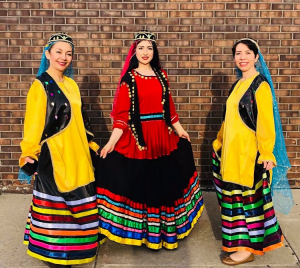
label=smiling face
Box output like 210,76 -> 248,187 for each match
45,41 -> 73,73
234,43 -> 258,73
135,40 -> 154,66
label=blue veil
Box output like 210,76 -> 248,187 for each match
18,33 -> 74,184
37,41 -> 74,79
236,39 -> 294,215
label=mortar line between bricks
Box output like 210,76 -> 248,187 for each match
283,233 -> 300,265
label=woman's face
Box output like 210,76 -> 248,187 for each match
135,40 -> 154,66
46,41 -> 73,73
234,43 -> 258,73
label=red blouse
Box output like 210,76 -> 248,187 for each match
112,69 -> 179,159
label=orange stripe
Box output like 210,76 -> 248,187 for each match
223,236 -> 284,256
263,235 -> 284,253
222,246 -> 264,256
30,223 -> 98,237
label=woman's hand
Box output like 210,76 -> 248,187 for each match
24,157 -> 38,175
25,157 -> 34,164
263,161 -> 274,171
100,141 -> 115,159
177,129 -> 190,142
172,121 -> 190,142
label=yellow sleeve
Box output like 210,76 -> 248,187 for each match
212,122 -> 224,152
256,81 -> 277,166
19,80 -> 47,167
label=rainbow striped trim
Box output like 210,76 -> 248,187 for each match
97,172 -> 204,250
24,190 -> 98,265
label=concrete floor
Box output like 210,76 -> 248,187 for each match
0,191 -> 299,268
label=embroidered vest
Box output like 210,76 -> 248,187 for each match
36,72 -> 93,144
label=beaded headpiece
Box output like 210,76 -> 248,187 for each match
47,32 -> 74,46
237,38 -> 260,50
37,32 -> 74,78
134,30 -> 156,43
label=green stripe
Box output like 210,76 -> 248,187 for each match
243,199 -> 263,211
212,159 -> 219,166
221,202 -> 243,209
250,236 -> 264,243
30,231 -> 98,244
101,210 -> 176,234
265,222 -> 280,236
263,187 -> 271,195
222,233 -> 250,241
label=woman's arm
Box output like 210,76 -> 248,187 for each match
19,80 -> 47,167
256,81 -> 277,170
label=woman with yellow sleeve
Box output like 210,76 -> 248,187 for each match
212,38 -> 293,265
19,33 -> 99,268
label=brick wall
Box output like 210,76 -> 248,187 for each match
0,0 -> 299,193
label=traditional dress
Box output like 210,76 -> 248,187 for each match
20,72 -> 99,265
96,68 -> 204,250
212,73 -> 284,255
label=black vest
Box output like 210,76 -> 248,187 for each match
121,68 -> 172,149
223,74 -> 269,131
36,72 -> 94,144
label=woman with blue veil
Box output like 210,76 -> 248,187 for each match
212,38 -> 293,265
19,33 -> 100,268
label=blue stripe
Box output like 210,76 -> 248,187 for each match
140,114 -> 163,120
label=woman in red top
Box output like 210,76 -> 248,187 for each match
96,30 -> 204,250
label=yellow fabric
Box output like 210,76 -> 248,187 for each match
212,122 -> 224,152
19,80 -> 47,167
213,73 -> 276,188
20,75 -> 98,192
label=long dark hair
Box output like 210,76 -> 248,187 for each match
126,41 -> 161,73
232,38 -> 258,57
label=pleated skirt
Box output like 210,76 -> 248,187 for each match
212,151 -> 284,255
96,138 -> 204,250
24,145 -> 99,265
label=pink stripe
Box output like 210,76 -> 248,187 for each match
177,219 -> 189,229
29,237 -> 97,251
25,230 -> 30,234
247,222 -> 264,229
222,221 -> 246,228
100,217 -> 143,233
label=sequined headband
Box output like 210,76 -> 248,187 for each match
134,30 -> 156,43
237,38 -> 260,50
47,32 -> 74,46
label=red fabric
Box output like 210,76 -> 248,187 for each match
113,69 -> 180,159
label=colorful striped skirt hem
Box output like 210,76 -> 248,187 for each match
212,151 -> 284,255
96,138 -> 204,250
24,176 -> 99,265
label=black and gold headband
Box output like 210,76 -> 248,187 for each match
47,32 -> 74,46
134,30 -> 156,43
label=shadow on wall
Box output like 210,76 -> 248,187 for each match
200,72 -> 231,241
79,76 -> 109,149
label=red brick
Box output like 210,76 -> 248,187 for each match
1,0 -> 300,190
